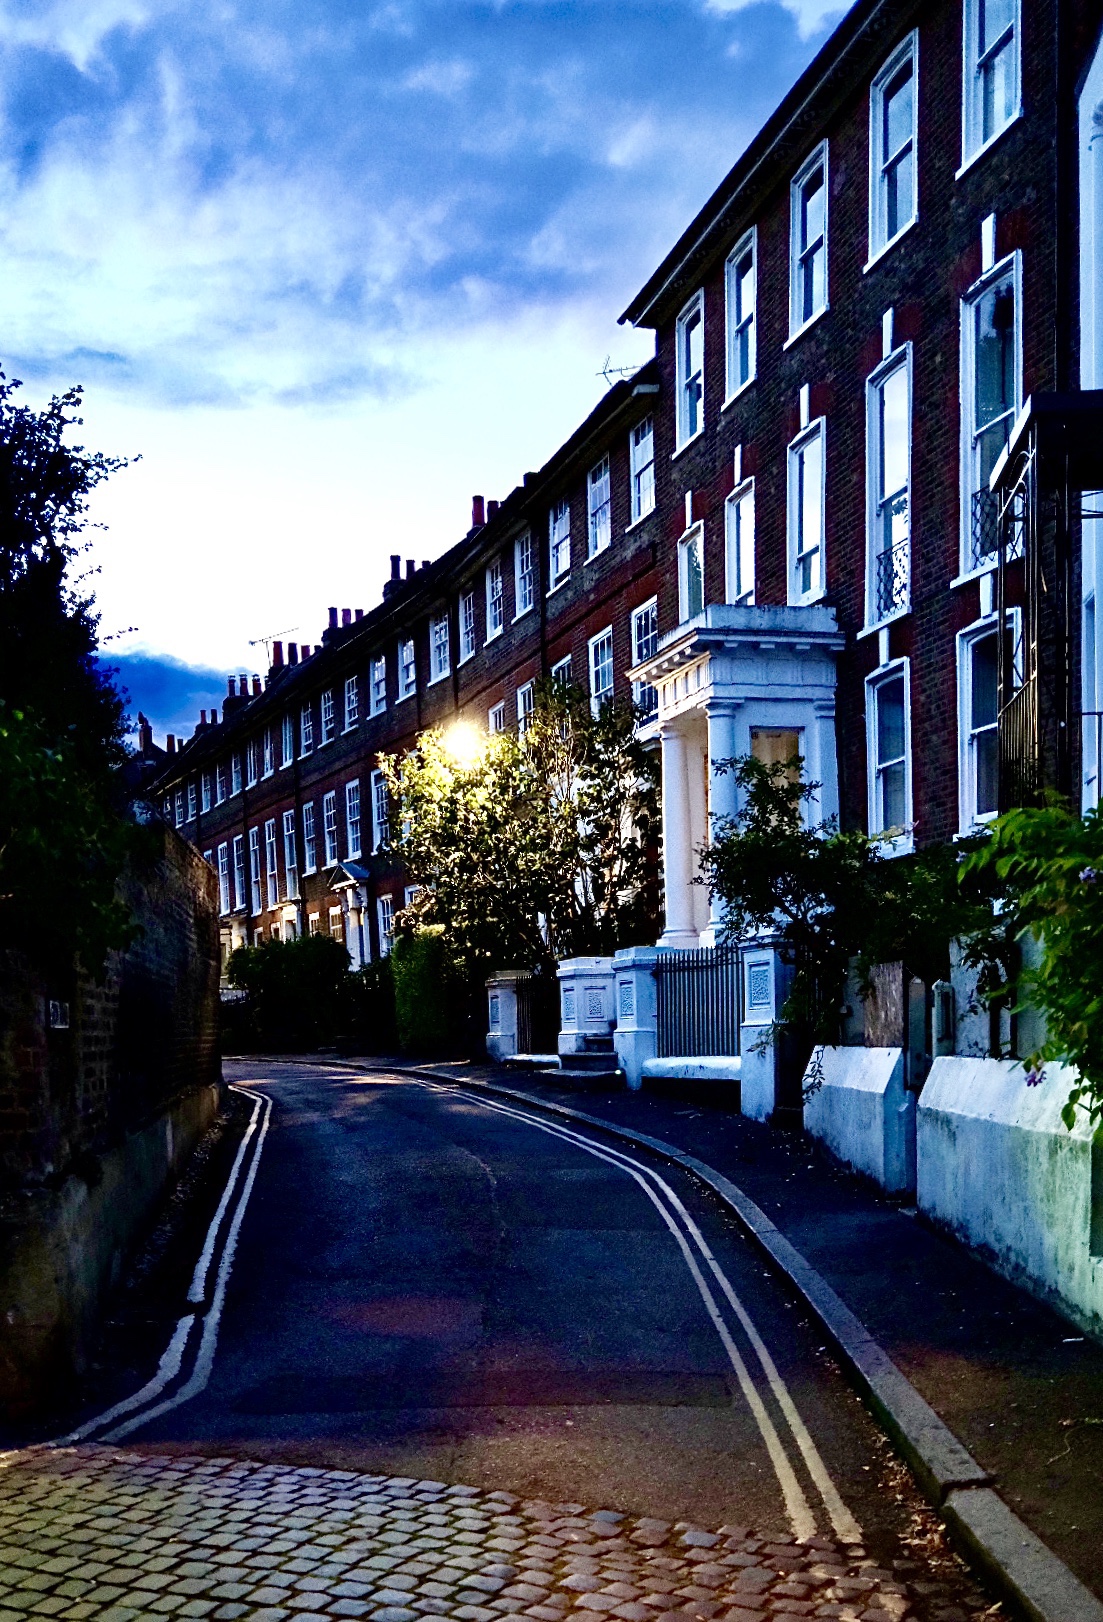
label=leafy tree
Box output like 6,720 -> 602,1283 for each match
225,933 -> 355,1050
701,754 -> 1005,1058
0,371 -> 135,973
380,679 -> 659,984
961,798 -> 1103,1140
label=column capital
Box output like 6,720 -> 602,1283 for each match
704,695 -> 744,720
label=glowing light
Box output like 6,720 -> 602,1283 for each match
443,721 -> 484,769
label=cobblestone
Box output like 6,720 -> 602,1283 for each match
0,1451 -> 993,1622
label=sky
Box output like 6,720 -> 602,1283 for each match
1,0 -> 847,739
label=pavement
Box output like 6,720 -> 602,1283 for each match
386,1060 -> 1103,1608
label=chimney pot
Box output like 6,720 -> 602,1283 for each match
328,607 -> 338,628
342,608 -> 352,626
272,640 -> 284,668
288,643 -> 299,665
211,708 -> 218,725
390,555 -> 401,580
472,494 -> 485,527
300,646 -> 310,660
200,709 -> 207,726
138,713 -> 153,753
167,734 -> 176,755
251,677 -> 261,696
421,559 -> 430,571
227,676 -> 235,696
239,674 -> 248,696
406,558 -> 416,579
355,608 -> 363,621
488,499 -> 499,518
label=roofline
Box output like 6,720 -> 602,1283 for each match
619,0 -> 914,329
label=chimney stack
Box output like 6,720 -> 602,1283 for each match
328,607 -> 338,629
251,677 -> 261,696
390,555 -> 401,581
239,675 -> 249,696
138,713 -> 153,754
199,710 -> 207,727
488,499 -> 499,519
355,608 -> 363,621
342,608 -> 352,626
166,734 -> 176,755
472,495 -> 485,528
421,559 -> 430,571
272,640 -> 284,668
288,643 -> 299,665
300,646 -> 310,661
406,559 -> 416,579
211,708 -> 218,725
227,676 -> 236,697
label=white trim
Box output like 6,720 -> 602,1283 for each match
588,624 -> 615,714
955,608 -> 1022,832
724,226 -> 757,402
868,32 -> 918,265
677,521 -> 705,624
864,343 -> 913,630
724,478 -> 756,606
788,141 -> 829,341
960,0 -> 1021,171
865,657 -> 913,855
786,417 -> 827,606
958,250 -> 1022,577
675,289 -> 705,450
629,416 -> 656,524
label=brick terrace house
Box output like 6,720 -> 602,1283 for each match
153,363 -> 662,970
620,0 -> 1103,947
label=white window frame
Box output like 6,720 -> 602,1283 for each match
514,531 -> 535,617
551,655 -> 572,686
246,739 -> 259,787
724,228 -> 757,402
215,762 -> 227,805
678,522 -> 705,623
187,780 -> 197,821
232,833 -> 245,912
868,34 -> 918,265
249,826 -> 262,914
587,457 -> 612,559
300,703 -> 313,757
283,809 -> 299,901
629,419 -> 655,523
262,729 -> 274,777
675,290 -> 705,449
865,345 -> 913,628
588,626 -> 614,715
302,802 -> 317,875
280,714 -> 293,768
201,773 -> 212,813
959,251 -> 1022,576
956,609 -> 1022,831
320,689 -> 335,744
217,843 -> 230,917
329,905 -> 345,946
517,680 -> 536,735
787,418 -> 827,606
631,597 -> 659,720
488,701 -> 506,734
430,612 -> 451,683
486,560 -> 504,640
322,791 -> 338,867
345,779 -> 362,859
264,818 -> 280,908
174,789 -> 184,828
961,0 -> 1021,171
230,754 -> 242,797
725,478 -> 756,606
371,770 -> 389,852
459,590 -> 477,661
344,675 -> 359,729
865,658 -> 913,854
370,656 -> 387,714
377,894 -> 395,957
549,498 -> 571,585
399,638 -> 417,700
789,142 -> 829,340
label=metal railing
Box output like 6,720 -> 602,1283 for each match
874,538 -> 909,619
998,676 -> 1040,811
656,944 -> 741,1058
973,487 -> 1025,572
516,972 -> 560,1055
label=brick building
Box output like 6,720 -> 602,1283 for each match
157,0 -> 1103,969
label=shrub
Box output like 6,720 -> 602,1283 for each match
392,928 -> 455,1056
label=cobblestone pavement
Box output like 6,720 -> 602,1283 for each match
0,1449 -> 993,1622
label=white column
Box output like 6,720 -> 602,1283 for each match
705,701 -> 740,940
686,730 -> 710,938
659,724 -> 698,949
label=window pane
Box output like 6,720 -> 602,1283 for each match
980,0 -> 1014,54
975,285 -> 1015,430
883,65 -> 912,160
801,170 -> 824,252
683,533 -> 704,619
877,675 -> 906,764
881,759 -> 907,829
976,729 -> 999,814
971,632 -> 999,730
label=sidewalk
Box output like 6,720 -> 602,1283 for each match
384,1060 -> 1103,1605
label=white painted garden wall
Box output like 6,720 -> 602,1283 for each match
802,1046 -> 915,1194
918,1058 -> 1103,1334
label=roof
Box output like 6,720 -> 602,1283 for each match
619,0 -> 915,329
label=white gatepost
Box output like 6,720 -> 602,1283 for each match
557,957 -> 616,1057
486,971 -> 521,1061
739,938 -> 789,1121
612,947 -> 660,1090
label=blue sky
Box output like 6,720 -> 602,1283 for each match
2,0 -> 846,739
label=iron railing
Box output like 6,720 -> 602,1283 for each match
874,538 -> 909,619
656,944 -> 741,1058
974,487 -> 1025,573
997,676 -> 1040,811
516,971 -> 560,1055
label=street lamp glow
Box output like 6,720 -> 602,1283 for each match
443,720 -> 484,769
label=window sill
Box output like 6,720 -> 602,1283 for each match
396,691 -> 416,704
369,706 -> 387,718
956,108 -> 1022,181
280,761 -> 294,769
547,577 -> 570,597
875,833 -> 915,859
721,376 -> 756,413
624,507 -> 655,535
950,561 -> 996,589
427,671 -> 451,687
787,590 -> 827,609
512,605 -> 534,623
671,428 -> 705,463
303,866 -> 317,878
857,606 -> 911,639
584,543 -> 612,566
484,629 -> 503,646
317,739 -> 334,750
784,303 -> 830,350
456,651 -> 475,668
863,215 -> 918,274
341,724 -> 359,735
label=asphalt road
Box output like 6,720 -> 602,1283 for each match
99,1060 -> 985,1585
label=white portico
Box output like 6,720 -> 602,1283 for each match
631,603 -> 844,949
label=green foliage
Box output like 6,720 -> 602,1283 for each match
0,371 -> 135,974
392,928 -> 455,1056
225,933 -> 356,1051
961,798 -> 1103,1139
381,680 -> 660,982
702,755 -> 1004,1051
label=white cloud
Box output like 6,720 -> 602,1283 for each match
704,0 -> 850,42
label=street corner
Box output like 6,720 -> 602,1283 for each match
0,1447 -> 991,1622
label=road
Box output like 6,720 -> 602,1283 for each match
19,1059 -> 999,1621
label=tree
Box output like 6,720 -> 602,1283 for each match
380,679 -> 660,984
0,370 -> 135,972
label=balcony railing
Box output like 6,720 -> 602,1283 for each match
998,675 -> 1040,812
973,487 -> 1025,572
874,538 -> 909,620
